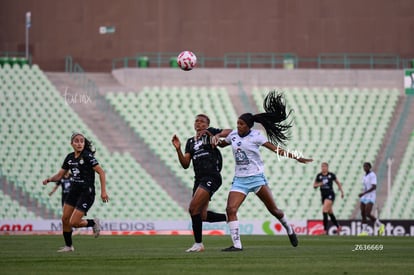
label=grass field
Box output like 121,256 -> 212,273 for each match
1,235 -> 413,275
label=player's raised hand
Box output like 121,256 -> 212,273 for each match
172,134 -> 181,149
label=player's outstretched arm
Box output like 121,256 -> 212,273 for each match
262,142 -> 313,163
42,169 -> 67,185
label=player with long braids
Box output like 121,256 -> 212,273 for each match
219,91 -> 313,251
43,132 -> 109,252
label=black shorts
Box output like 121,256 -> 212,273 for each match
193,174 -> 222,199
61,193 -> 70,207
321,192 -> 335,204
64,185 -> 95,215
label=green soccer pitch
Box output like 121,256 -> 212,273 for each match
1,235 -> 413,274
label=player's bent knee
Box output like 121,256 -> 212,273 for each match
69,219 -> 82,228
226,206 -> 238,216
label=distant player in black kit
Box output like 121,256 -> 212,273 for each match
172,114 -> 231,252
313,162 -> 344,235
48,170 -> 72,207
43,133 -> 109,252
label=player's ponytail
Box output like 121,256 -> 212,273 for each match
84,137 -> 96,155
239,91 -> 293,146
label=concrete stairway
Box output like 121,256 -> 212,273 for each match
45,72 -> 192,209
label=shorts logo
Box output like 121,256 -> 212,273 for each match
206,181 -> 212,187
82,203 -> 88,208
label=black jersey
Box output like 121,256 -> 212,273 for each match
185,127 -> 223,178
61,150 -> 99,191
315,172 -> 337,194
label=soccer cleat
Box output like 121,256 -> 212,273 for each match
288,232 -> 299,247
185,243 -> 205,252
57,246 -> 74,252
358,231 -> 369,236
378,224 -> 385,236
221,245 -> 243,252
92,218 -> 101,238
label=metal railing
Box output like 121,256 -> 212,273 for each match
111,52 -> 412,70
65,55 -> 99,98
317,53 -> 401,69
112,52 -> 205,70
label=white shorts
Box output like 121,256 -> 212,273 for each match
230,174 -> 268,195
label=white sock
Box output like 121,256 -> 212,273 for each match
362,223 -> 367,232
279,216 -> 293,235
228,221 -> 242,249
375,219 -> 382,227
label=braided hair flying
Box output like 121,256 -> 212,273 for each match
239,91 -> 293,146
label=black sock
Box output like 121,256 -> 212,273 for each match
86,219 -> 95,227
63,231 -> 73,247
329,213 -> 339,227
206,211 -> 226,222
191,214 -> 203,243
323,212 -> 328,231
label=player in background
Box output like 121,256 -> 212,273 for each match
48,170 -> 72,207
43,132 -> 109,252
219,91 -> 313,251
358,162 -> 385,236
313,162 -> 344,235
172,114 -> 232,252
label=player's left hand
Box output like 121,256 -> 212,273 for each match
101,192 -> 109,203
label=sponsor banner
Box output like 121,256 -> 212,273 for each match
199,220 -> 307,235
307,220 -> 414,236
0,219 -> 306,235
1,230 -> 225,236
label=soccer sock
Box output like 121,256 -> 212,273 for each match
278,216 -> 293,235
329,213 -> 339,227
323,212 -> 329,231
362,223 -> 367,232
63,231 -> 73,247
206,211 -> 226,222
86,219 -> 95,227
375,219 -> 382,227
228,220 -> 242,249
191,214 -> 203,243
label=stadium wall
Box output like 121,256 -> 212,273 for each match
112,68 -> 404,90
1,0 -> 413,71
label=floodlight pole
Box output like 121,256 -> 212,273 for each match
25,11 -> 31,60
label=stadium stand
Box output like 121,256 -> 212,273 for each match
0,191 -> 39,220
106,86 -> 398,220
0,64 -> 406,221
382,131 -> 414,219
251,87 -> 399,219
0,64 -> 187,220
106,87 -> 242,217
